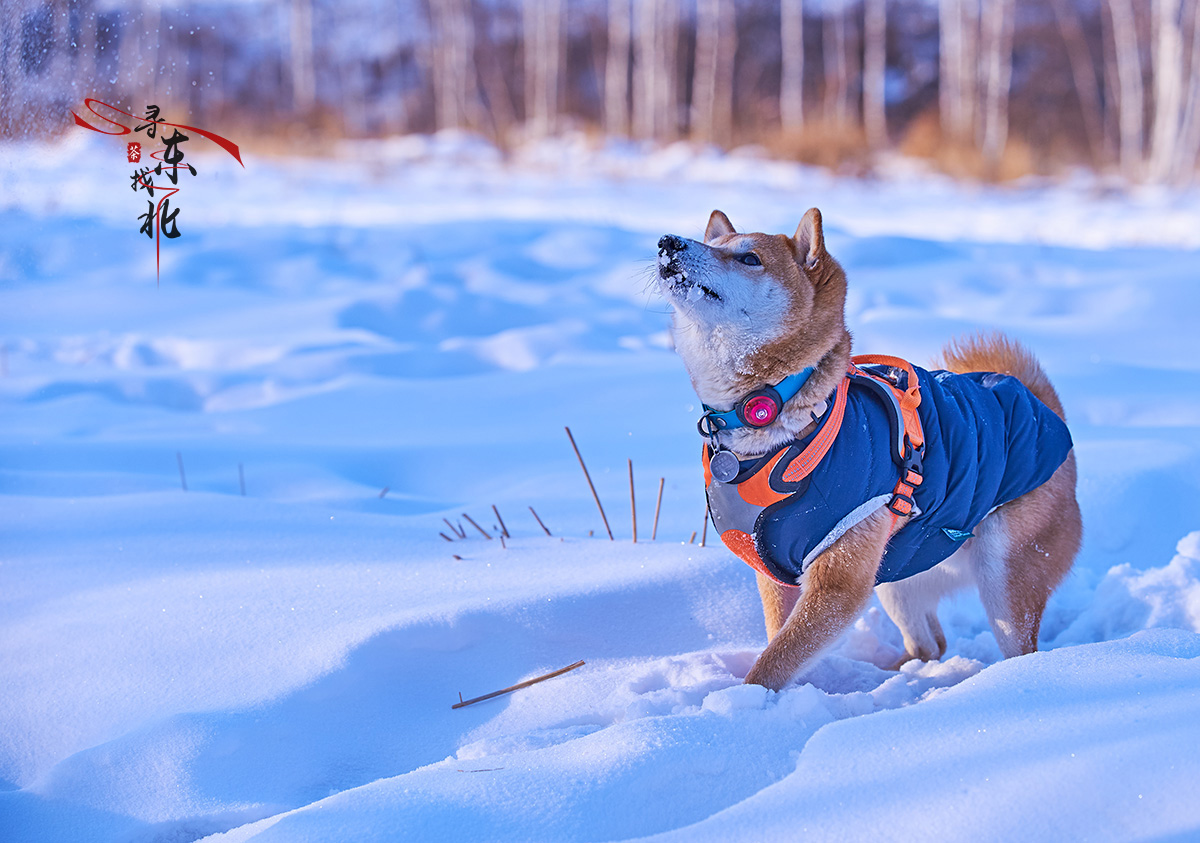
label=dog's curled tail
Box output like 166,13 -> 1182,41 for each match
940,333 -> 1067,421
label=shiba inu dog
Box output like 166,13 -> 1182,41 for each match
657,209 -> 1081,691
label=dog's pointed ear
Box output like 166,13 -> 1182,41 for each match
705,210 -> 736,243
793,208 -> 825,270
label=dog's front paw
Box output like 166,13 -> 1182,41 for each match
743,661 -> 789,692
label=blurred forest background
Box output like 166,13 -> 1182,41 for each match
3,0 -> 1199,183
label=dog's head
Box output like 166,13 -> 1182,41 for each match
657,209 -> 848,408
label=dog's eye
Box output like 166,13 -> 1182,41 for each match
738,253 -> 762,267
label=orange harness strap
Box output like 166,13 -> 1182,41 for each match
851,354 -> 924,449
704,355 -> 928,577
850,354 -> 926,528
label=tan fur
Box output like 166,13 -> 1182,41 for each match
755,571 -> 800,642
744,509 -> 894,690
658,210 -> 1083,691
938,332 -> 1081,657
940,332 -> 1067,420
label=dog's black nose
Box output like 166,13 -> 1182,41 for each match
658,234 -> 686,255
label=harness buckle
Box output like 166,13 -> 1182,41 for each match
892,437 -> 926,521
889,436 -> 924,518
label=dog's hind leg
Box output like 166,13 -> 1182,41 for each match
972,455 -> 1082,658
744,508 -> 892,691
876,554 -> 970,666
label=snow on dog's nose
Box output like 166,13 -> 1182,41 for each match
658,234 -> 686,256
657,234 -> 690,284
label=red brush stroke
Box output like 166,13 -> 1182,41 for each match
71,98 -> 244,166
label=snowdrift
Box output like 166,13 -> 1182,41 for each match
2,134 -> 1199,842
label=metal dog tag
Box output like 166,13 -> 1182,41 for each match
710,448 -> 741,483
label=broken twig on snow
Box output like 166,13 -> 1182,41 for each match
452,660 -> 586,710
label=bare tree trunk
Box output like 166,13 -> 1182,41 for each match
548,0 -> 564,131
1100,0 -> 1123,163
863,0 -> 886,147
1050,0 -> 1108,166
693,0 -> 718,140
290,0 -> 316,115
1148,0 -> 1185,181
633,0 -> 657,138
979,0 -> 1014,165
939,0 -> 958,138
1108,0 -> 1146,179
824,4 -> 848,124
714,0 -> 736,144
1175,0 -> 1200,181
959,0 -> 979,139
939,0 -> 974,141
478,29 -> 517,139
605,0 -> 631,135
75,0 -> 98,102
780,0 -> 805,132
342,60 -> 370,136
523,0 -> 561,136
142,2 -> 164,102
431,0 -> 458,128
693,0 -> 735,144
654,0 -> 680,141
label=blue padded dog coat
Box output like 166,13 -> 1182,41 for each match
705,365 -> 1073,586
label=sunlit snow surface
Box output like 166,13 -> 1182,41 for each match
2,133 -> 1200,842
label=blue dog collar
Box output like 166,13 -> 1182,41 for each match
698,367 -> 816,434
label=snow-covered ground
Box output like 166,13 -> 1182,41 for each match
2,132 -> 1199,842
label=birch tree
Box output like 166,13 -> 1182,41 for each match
430,0 -> 482,130
979,0 -> 1014,165
693,0 -> 735,144
654,0 -> 681,141
863,0 -> 887,147
1050,0 -> 1108,165
780,0 -> 805,132
523,0 -> 563,136
1107,0 -> 1145,179
1175,0 -> 1200,181
939,0 -> 978,142
823,1 -> 849,125
605,0 -> 631,136
290,0 -> 316,114
633,0 -> 658,138
1148,0 -> 1185,181
631,0 -> 681,140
